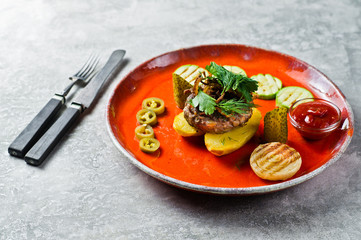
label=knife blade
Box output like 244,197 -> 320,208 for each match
24,49 -> 126,166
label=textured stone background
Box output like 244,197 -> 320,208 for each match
1,0 -> 360,239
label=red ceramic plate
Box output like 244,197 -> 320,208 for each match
106,44 -> 354,195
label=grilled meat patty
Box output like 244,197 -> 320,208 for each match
183,93 -> 253,134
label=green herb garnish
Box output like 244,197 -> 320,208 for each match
190,92 -> 256,116
190,62 -> 258,116
218,98 -> 255,115
189,90 -> 217,115
205,62 -> 258,102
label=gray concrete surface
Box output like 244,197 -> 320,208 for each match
1,0 -> 360,239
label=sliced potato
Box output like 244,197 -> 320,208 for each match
173,112 -> 204,137
204,108 -> 262,156
172,64 -> 209,109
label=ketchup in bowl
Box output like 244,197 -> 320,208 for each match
289,98 -> 342,140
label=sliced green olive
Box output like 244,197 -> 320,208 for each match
139,137 -> 160,153
136,109 -> 157,125
142,97 -> 165,115
135,124 -> 154,140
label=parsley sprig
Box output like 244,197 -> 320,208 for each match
190,90 -> 255,116
190,90 -> 217,115
205,62 -> 258,102
189,62 -> 258,116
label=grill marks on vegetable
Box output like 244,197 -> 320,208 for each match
172,65 -> 209,109
251,142 -> 301,179
254,143 -> 292,169
251,74 -> 282,100
276,86 -> 313,109
177,65 -> 206,85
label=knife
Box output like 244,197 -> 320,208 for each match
24,49 -> 126,166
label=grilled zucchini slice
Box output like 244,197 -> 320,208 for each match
276,86 -> 313,109
223,65 -> 247,76
252,74 -> 282,100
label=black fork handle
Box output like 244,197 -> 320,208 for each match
24,104 -> 82,166
8,94 -> 65,158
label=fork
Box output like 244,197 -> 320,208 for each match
8,55 -> 99,158
62,55 -> 99,97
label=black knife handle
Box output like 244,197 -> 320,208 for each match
24,104 -> 82,166
8,95 -> 65,158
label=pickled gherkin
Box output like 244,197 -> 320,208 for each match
172,64 -> 209,109
263,107 -> 288,143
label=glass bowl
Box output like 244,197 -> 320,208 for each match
288,98 -> 342,140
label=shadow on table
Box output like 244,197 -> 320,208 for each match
143,169 -> 352,230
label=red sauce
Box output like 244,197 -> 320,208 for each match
290,100 -> 341,140
291,101 -> 340,129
